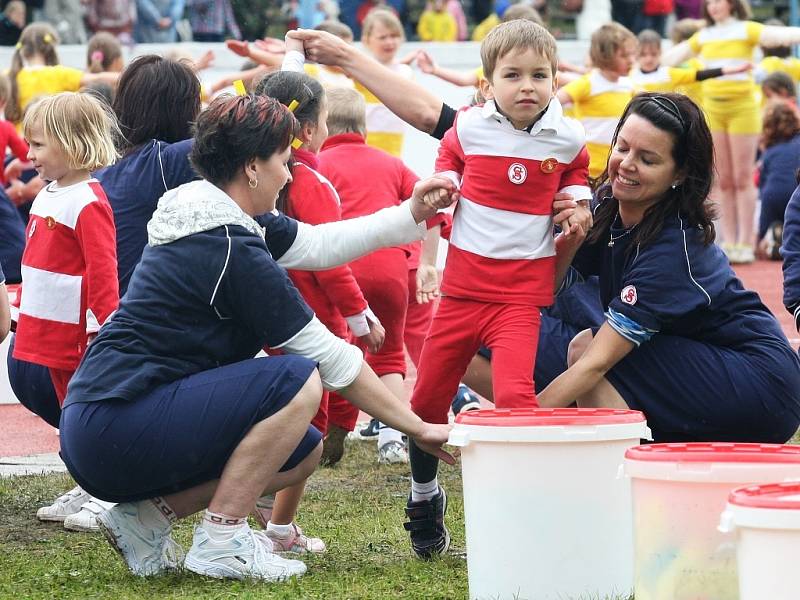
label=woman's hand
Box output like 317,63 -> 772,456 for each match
285,29 -> 350,66
410,175 -> 459,222
415,263 -> 440,304
358,318 -> 385,354
409,422 -> 456,464
553,192 -> 592,236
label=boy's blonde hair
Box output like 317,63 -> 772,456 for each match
481,19 -> 558,81
23,92 -> 120,171
362,8 -> 404,41
589,22 -> 636,71
326,87 -> 367,136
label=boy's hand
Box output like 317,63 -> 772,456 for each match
255,37 -> 287,54
415,264 -> 440,304
415,50 -> 437,74
358,319 -> 385,354
553,192 -> 592,235
410,175 -> 459,222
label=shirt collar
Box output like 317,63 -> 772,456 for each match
480,98 -> 562,135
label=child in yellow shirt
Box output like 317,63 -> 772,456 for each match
557,23 -> 636,179
417,0 -> 457,42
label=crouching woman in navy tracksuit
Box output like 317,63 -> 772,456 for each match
539,93 -> 800,443
57,94 -> 455,582
782,182 -> 800,333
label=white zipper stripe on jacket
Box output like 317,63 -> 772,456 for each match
210,225 -> 233,319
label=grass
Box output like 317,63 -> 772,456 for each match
0,438 -> 638,600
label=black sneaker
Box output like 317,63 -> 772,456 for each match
451,384 -> 481,416
358,418 -> 380,439
403,487 -> 450,559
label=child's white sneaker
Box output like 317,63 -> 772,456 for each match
266,522 -> 326,554
63,497 -> 116,532
184,523 -> 307,581
37,485 -> 90,522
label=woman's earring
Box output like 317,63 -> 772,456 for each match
249,178 -> 258,189
671,182 -> 679,189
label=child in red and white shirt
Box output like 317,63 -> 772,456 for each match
404,20 -> 593,559
13,91 -> 119,529
254,70 -> 384,554
318,86 -> 449,465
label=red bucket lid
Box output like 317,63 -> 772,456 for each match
625,442 -> 800,463
454,407 -> 645,427
729,482 -> 800,510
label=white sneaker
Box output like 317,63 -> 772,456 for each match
184,523 -> 307,581
37,486 -> 90,522
96,502 -> 183,577
63,498 -> 116,532
266,522 -> 326,554
378,440 -> 409,464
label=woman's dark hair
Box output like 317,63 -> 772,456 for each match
254,70 -> 324,130
112,55 -> 201,153
190,94 -> 298,186
254,70 -> 325,214
589,92 -> 717,248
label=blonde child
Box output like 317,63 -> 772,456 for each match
632,29 -> 751,94
557,22 -> 637,179
358,8 -> 413,157
14,92 -> 120,532
8,23 -> 120,126
404,20 -> 592,559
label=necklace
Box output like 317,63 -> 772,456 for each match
608,215 -> 638,247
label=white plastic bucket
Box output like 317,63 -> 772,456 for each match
720,482 -> 800,600
448,407 -> 650,600
624,443 -> 800,600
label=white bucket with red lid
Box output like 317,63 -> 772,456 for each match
448,407 -> 650,600
720,482 -> 800,600
624,443 -> 800,600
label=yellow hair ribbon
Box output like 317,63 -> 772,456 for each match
43,34 -> 52,44
14,42 -> 20,50
287,99 -> 299,112
291,137 -> 303,149
232,79 -> 247,96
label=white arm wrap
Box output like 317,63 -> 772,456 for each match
275,316 -> 363,390
281,50 -> 306,72
344,306 -> 379,337
759,26 -> 800,48
277,201 -> 426,270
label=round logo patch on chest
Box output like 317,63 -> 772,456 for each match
45,216 -> 56,230
540,158 -> 558,174
508,163 -> 527,185
620,285 -> 638,305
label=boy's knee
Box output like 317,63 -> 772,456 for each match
295,369 -> 323,414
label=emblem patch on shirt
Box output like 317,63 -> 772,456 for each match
508,163 -> 527,185
540,158 -> 558,174
45,216 -> 56,229
621,285 -> 638,305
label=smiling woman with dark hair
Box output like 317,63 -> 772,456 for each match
538,92 -> 800,443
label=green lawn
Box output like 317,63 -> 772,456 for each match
0,440 -> 468,599
0,437 -> 640,599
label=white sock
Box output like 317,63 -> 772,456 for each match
267,521 -> 294,536
411,477 -> 439,502
202,510 -> 247,543
378,424 -> 404,447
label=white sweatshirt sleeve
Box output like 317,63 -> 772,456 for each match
276,201 -> 426,270
275,315 -> 363,390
